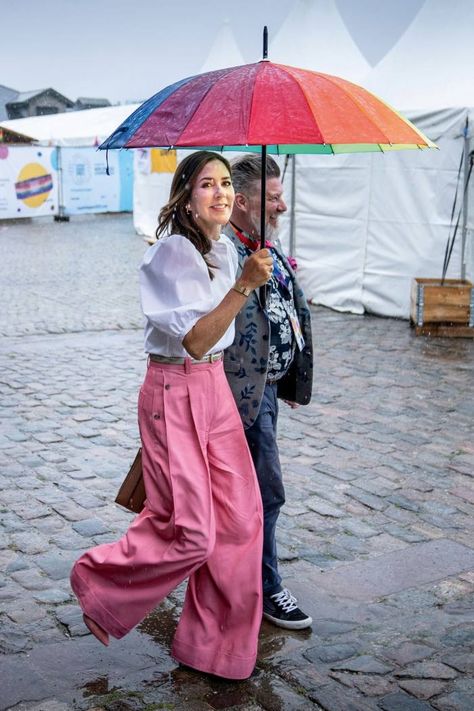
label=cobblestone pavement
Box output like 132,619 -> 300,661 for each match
1,214 -> 473,711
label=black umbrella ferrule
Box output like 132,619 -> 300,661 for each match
263,26 -> 268,60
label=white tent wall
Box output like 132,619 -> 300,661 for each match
354,0 -> 474,316
467,159 -> 474,277
363,133 -> 466,317
133,150 -> 174,237
280,152 -> 372,314
279,108 -> 473,318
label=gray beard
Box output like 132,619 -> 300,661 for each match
248,210 -> 279,242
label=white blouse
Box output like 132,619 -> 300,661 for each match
139,233 -> 238,356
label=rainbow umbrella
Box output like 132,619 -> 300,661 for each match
101,63 -> 434,155
100,28 -> 435,247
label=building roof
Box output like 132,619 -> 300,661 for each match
75,97 -> 112,107
0,125 -> 33,143
0,84 -> 19,120
8,88 -> 74,107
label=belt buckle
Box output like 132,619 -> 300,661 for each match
210,352 -> 221,363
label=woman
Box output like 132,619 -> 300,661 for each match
70,151 -> 273,680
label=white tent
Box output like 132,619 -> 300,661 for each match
363,0 -> 474,110
200,19 -> 246,72
0,104 -> 139,147
277,0 -> 474,318
281,108 -> 472,318
270,0 -> 370,82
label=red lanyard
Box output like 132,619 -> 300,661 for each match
230,223 -> 273,251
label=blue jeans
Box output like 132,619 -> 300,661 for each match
245,382 -> 285,596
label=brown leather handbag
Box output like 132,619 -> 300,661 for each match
115,448 -> 146,513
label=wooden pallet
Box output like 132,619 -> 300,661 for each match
410,278 -> 474,338
412,322 -> 474,338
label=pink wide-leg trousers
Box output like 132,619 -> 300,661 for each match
70,358 -> 263,679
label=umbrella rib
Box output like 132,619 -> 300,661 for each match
247,65 -> 261,152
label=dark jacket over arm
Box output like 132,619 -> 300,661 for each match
223,224 -> 313,429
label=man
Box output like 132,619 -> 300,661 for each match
223,155 -> 313,630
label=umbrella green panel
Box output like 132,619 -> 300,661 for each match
175,143 -> 436,155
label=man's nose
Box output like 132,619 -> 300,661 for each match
278,197 -> 287,212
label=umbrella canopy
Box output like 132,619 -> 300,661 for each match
100,33 -> 436,267
100,61 -> 435,154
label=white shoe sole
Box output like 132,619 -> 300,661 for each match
263,611 -> 313,630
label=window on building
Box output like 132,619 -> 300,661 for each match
36,106 -> 59,115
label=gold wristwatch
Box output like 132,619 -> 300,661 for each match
232,281 -> 252,298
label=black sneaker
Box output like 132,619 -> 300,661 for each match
263,588 -> 312,630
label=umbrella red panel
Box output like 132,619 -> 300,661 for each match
178,64 -> 260,146
247,63 -> 325,145
125,67 -> 236,147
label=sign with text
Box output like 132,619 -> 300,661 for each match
61,148 -> 133,215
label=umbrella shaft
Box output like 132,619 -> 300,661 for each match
259,145 -> 267,305
260,145 -> 267,249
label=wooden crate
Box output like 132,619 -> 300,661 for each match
410,278 -> 474,337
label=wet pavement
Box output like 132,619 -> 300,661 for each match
0,213 -> 473,711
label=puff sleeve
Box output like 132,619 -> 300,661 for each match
139,235 -> 214,341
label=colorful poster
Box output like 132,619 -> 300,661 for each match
0,146 -> 58,218
61,147 -> 133,215
150,148 -> 177,173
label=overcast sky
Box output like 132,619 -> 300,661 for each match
1,0 -> 425,103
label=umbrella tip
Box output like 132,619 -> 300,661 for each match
263,26 -> 268,60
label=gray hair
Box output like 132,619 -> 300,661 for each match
230,154 -> 281,196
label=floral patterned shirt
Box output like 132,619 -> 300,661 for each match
266,249 -> 297,382
238,241 -> 298,382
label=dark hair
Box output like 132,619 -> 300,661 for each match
230,154 -> 280,196
155,151 -> 231,279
